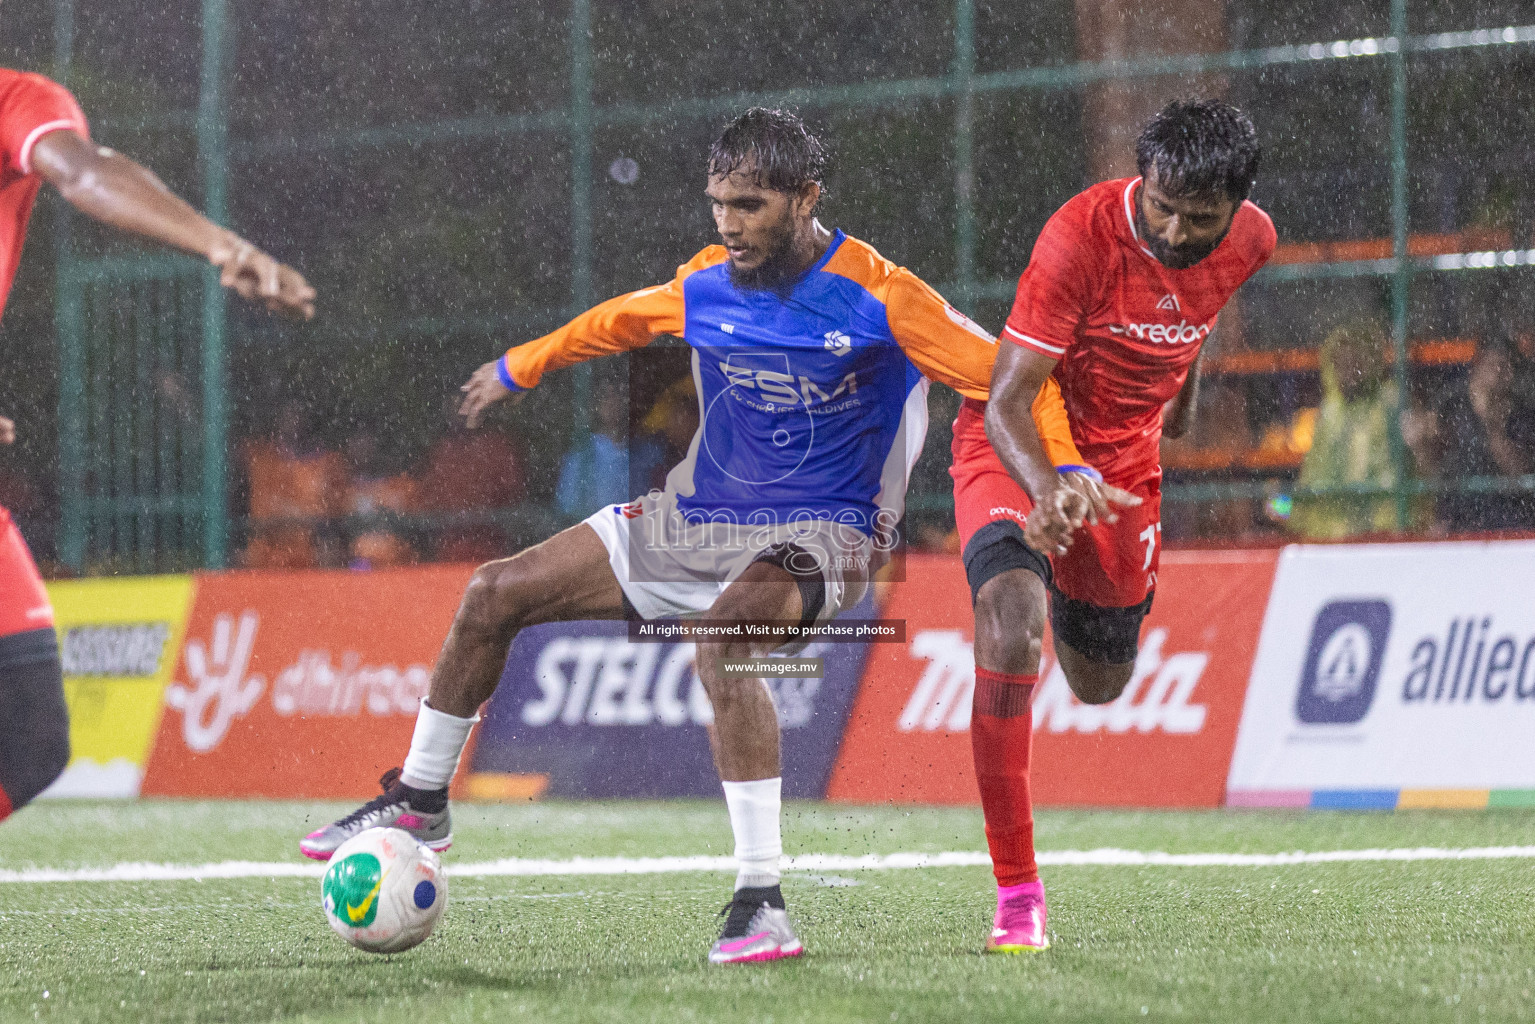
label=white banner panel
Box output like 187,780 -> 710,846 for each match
1228,541 -> 1535,793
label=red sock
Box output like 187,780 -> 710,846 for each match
0,784 -> 12,823
970,666 -> 1038,886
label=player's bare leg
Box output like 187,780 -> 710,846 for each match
974,570 -> 1046,676
971,569 -> 1050,952
426,523 -> 626,719
300,524 -> 624,859
1053,641 -> 1134,705
695,556 -> 829,964
695,559 -> 801,784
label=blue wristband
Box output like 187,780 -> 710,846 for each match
1056,464 -> 1103,483
495,357 -> 526,393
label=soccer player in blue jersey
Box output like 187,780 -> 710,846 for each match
301,108 -> 1082,963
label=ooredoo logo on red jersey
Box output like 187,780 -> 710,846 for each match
1109,318 -> 1213,345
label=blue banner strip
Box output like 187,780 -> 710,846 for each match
1309,789 -> 1400,810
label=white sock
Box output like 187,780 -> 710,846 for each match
722,777 -> 782,890
400,699 -> 479,790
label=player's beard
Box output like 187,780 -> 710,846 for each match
727,215 -> 801,293
1135,201 -> 1228,270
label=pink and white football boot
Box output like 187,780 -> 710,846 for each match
708,885 -> 805,964
986,879 -> 1050,953
299,767 -> 451,861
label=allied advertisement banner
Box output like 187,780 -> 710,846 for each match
467,596 -> 879,799
38,575 -> 196,799
141,566 -> 473,799
1227,541 -> 1535,802
827,550 -> 1278,807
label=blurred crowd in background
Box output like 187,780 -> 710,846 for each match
178,303 -> 1533,572
2,0 -> 1534,573
224,357 -> 702,572
1161,310 -> 1535,545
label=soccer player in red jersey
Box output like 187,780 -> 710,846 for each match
0,67 -> 314,822
952,100 -> 1277,951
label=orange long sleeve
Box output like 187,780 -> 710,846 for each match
1031,376 -> 1082,468
871,260 -> 1085,468
500,246 -> 725,390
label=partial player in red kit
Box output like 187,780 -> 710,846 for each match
954,100 -> 1276,951
0,67 -> 315,821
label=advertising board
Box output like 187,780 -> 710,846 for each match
827,550 -> 1277,806
466,596 -> 879,799
141,566 -> 473,798
38,575 -> 195,799
1227,541 -> 1535,808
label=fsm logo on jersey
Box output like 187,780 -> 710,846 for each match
1294,600 -> 1391,724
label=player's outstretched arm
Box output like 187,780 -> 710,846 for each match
28,129 -> 315,319
468,252 -> 706,428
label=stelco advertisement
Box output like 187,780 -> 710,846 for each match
466,595 -> 880,799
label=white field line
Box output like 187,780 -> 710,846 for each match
3,845 -> 1535,884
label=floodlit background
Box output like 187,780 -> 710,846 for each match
3,0 -> 1534,574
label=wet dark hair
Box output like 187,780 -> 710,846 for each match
1135,99 -> 1261,203
708,107 -> 828,198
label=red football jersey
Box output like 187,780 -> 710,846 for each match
0,69 -> 88,318
1003,176 -> 1275,484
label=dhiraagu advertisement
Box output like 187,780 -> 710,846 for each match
38,575 -> 196,799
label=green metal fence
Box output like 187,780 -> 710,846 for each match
49,0 -> 1535,571
58,256 -> 206,572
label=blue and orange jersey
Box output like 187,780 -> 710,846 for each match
501,230 -> 1081,533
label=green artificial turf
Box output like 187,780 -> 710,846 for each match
1,801 -> 1533,1023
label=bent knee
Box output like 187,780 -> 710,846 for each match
695,647 -> 763,703
695,641 -> 755,681
1064,662 -> 1133,705
457,561 -> 529,636
973,572 -> 1046,667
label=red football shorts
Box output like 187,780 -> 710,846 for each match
0,506 -> 54,638
949,398 -> 1161,609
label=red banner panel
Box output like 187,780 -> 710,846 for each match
141,566 -> 473,799
827,550 -> 1277,807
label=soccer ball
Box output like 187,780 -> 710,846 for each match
321,827 -> 447,953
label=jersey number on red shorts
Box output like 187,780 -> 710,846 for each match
1139,523 -> 1161,572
